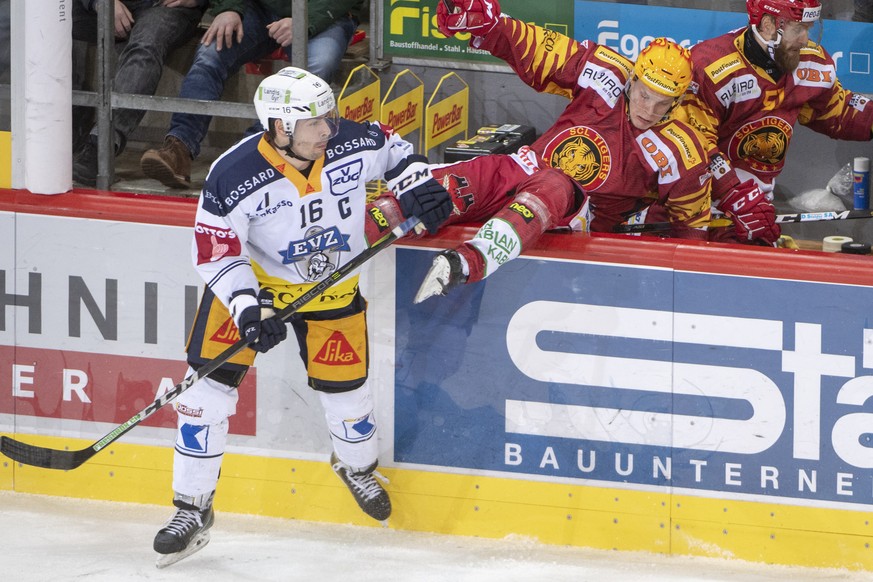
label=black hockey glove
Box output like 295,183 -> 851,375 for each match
397,178 -> 453,234
387,155 -> 453,235
233,289 -> 287,353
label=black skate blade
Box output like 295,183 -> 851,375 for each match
155,531 -> 211,569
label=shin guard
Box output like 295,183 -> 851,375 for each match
319,383 -> 378,471
464,168 -> 577,281
171,372 -> 236,498
172,418 -> 228,498
463,191 -> 554,281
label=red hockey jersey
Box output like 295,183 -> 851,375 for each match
680,27 -> 873,195
478,18 -> 712,236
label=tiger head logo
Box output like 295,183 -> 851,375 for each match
553,137 -> 601,183
729,116 -> 793,174
740,130 -> 786,165
543,127 -> 611,190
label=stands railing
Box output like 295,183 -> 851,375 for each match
1,0 -> 388,191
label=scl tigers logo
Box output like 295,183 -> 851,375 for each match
728,116 -> 793,174
542,127 -> 611,190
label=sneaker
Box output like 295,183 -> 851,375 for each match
413,249 -> 467,304
72,141 -> 98,187
141,135 -> 192,189
153,501 -> 214,567
330,452 -> 392,522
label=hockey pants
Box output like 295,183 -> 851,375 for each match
172,287 -> 379,499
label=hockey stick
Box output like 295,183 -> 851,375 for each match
0,217 -> 420,471
612,209 -> 873,234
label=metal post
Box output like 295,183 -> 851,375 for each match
291,0 -> 308,71
368,0 -> 390,70
96,0 -> 115,191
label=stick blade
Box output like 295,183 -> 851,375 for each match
0,436 -> 90,470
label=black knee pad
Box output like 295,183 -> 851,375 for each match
188,361 -> 249,388
309,377 -> 366,394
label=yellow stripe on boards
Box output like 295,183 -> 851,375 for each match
2,432 -> 872,571
0,131 -> 10,188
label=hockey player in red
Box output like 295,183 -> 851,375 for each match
676,0 -> 873,244
408,0 -> 713,303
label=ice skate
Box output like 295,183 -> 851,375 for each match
153,503 -> 214,568
331,453 -> 392,522
413,249 -> 467,303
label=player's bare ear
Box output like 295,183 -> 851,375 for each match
759,14 -> 777,39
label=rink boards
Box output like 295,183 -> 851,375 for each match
2,189 -> 873,571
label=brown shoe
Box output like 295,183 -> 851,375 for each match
141,136 -> 192,189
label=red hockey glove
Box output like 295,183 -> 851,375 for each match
716,180 -> 780,245
364,195 -> 409,247
437,0 -> 501,38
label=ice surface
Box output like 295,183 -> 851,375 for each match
1,491 -> 868,582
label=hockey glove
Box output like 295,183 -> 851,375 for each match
437,0 -> 501,38
364,195 -> 409,247
716,180 -> 780,245
387,155 -> 453,235
231,288 -> 288,353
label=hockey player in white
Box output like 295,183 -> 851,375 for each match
152,67 -> 452,567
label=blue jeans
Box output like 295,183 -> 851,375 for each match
75,0 -> 204,153
167,2 -> 356,159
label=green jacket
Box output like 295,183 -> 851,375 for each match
208,0 -> 365,38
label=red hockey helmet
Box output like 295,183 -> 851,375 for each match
747,0 -> 821,27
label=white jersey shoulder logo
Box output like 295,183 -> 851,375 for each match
327,159 -> 364,196
636,130 -> 680,185
577,62 -> 624,109
716,74 -> 761,108
793,61 -> 836,89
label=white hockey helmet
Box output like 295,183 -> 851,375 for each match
253,66 -> 339,137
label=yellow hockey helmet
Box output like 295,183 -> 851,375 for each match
633,38 -> 693,99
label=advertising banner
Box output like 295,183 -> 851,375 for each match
4,191 -> 873,568
0,211 -> 326,453
338,65 -> 381,123
574,1 -> 873,94
395,245 -> 873,508
381,73 -> 424,139
425,74 -> 468,150
0,345 -> 256,435
383,0 -> 573,63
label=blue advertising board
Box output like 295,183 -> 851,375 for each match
395,246 -> 873,506
574,0 -> 873,94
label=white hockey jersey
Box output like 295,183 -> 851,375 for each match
191,119 -> 414,313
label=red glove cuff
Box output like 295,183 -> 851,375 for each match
437,0 -> 502,38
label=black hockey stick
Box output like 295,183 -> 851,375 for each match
773,209 -> 873,224
0,217 -> 420,471
612,209 -> 873,234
